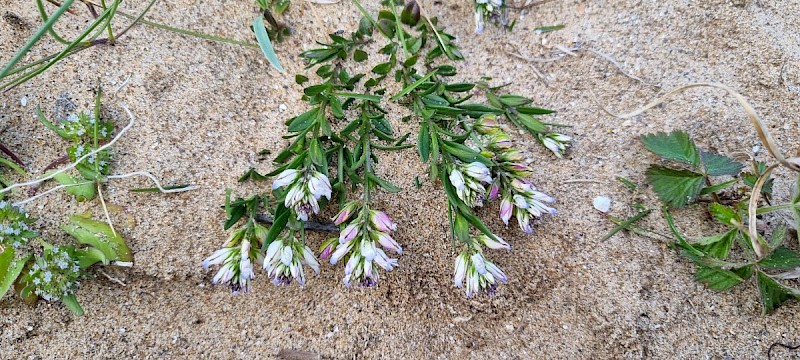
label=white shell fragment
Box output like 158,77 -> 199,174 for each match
20,96 -> 27,106
593,196 -> 611,213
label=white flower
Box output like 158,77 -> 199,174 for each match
272,169 -> 300,189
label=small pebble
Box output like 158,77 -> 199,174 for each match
20,96 -> 27,106
279,104 -> 288,112
593,196 -> 611,213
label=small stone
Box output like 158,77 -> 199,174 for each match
20,96 -> 27,106
279,104 -> 288,112
593,196 -> 611,213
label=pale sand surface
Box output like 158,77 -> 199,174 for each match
2,0 -> 800,358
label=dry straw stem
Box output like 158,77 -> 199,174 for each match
603,82 -> 800,259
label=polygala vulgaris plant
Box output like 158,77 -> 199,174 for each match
204,0 -> 571,296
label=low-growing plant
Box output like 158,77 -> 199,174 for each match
604,83 -> 800,314
204,0 -> 572,296
0,87 -> 195,314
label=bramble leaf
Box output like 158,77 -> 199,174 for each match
695,265 -> 748,291
756,271 -> 799,314
701,150 -> 743,176
640,131 -> 699,167
759,247 -> 800,269
645,165 -> 705,208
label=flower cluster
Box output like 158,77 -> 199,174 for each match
326,201 -> 401,287
59,112 -> 114,176
272,168 -> 332,221
23,246 -> 82,302
473,0 -> 504,33
0,200 -> 35,249
475,114 -> 557,233
454,242 -> 509,297
539,133 -> 572,159
450,162 -> 493,207
203,226 -> 260,294
264,234 -> 320,286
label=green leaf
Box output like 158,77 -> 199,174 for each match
517,106 -> 555,115
238,168 -> 268,183
354,49 -> 368,62
262,204 -> 290,252
701,151 -> 743,176
372,62 -> 392,75
756,271 -> 798,314
759,247 -> 800,269
699,179 -> 737,196
695,265 -> 747,291
645,165 -> 705,208
515,113 -> 546,134
52,173 -> 96,201
417,122 -> 431,162
367,173 -> 401,193
74,247 -> 107,269
62,293 -> 85,316
252,16 -> 285,73
499,95 -> 532,107
534,24 -> 565,33
391,69 -> 438,101
708,203 -> 740,226
129,184 -> 191,192
295,74 -> 309,85
640,131 -> 700,167
0,248 -> 30,299
62,215 -> 132,263
287,108 -> 318,132
699,229 -> 734,259
769,225 -> 787,250
441,140 -> 491,165
331,92 -> 381,102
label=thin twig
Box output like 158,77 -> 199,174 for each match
13,181 -> 93,206
99,269 -> 126,286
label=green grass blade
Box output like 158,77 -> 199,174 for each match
36,0 -> 71,45
252,16 -> 285,73
0,0 -> 74,78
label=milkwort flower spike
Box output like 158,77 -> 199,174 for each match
264,234 -> 320,286
473,0 -> 506,33
203,225 -> 260,294
453,239 -> 508,297
330,202 -> 400,287
449,161 -> 492,208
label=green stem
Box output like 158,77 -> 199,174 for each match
36,0 -> 71,45
756,203 -> 795,215
114,11 -> 258,48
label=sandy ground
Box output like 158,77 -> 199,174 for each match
2,0 -> 800,358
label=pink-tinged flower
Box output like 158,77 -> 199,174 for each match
475,114 -> 500,134
488,181 -> 501,200
539,133 -> 571,158
339,223 -> 360,244
264,236 -> 318,286
477,234 -> 510,250
374,232 -> 402,254
345,254 -> 359,275
488,133 -> 512,149
499,195 -> 513,224
308,171 -> 332,200
319,239 -> 336,260
272,169 -> 300,190
370,210 -> 397,232
204,237 -> 256,294
374,248 -> 398,271
333,201 -> 359,225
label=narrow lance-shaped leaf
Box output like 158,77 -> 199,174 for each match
253,16 -> 285,73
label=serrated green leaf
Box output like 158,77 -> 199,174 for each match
756,271 -> 798,314
701,150 -> 743,176
640,131 -> 699,167
695,265 -> 747,291
769,225 -> 787,250
253,16 -> 285,73
645,165 -> 705,208
699,229 -> 734,259
708,203 -> 740,226
759,247 -> 800,269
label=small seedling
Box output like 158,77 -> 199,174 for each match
204,0 -> 572,297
